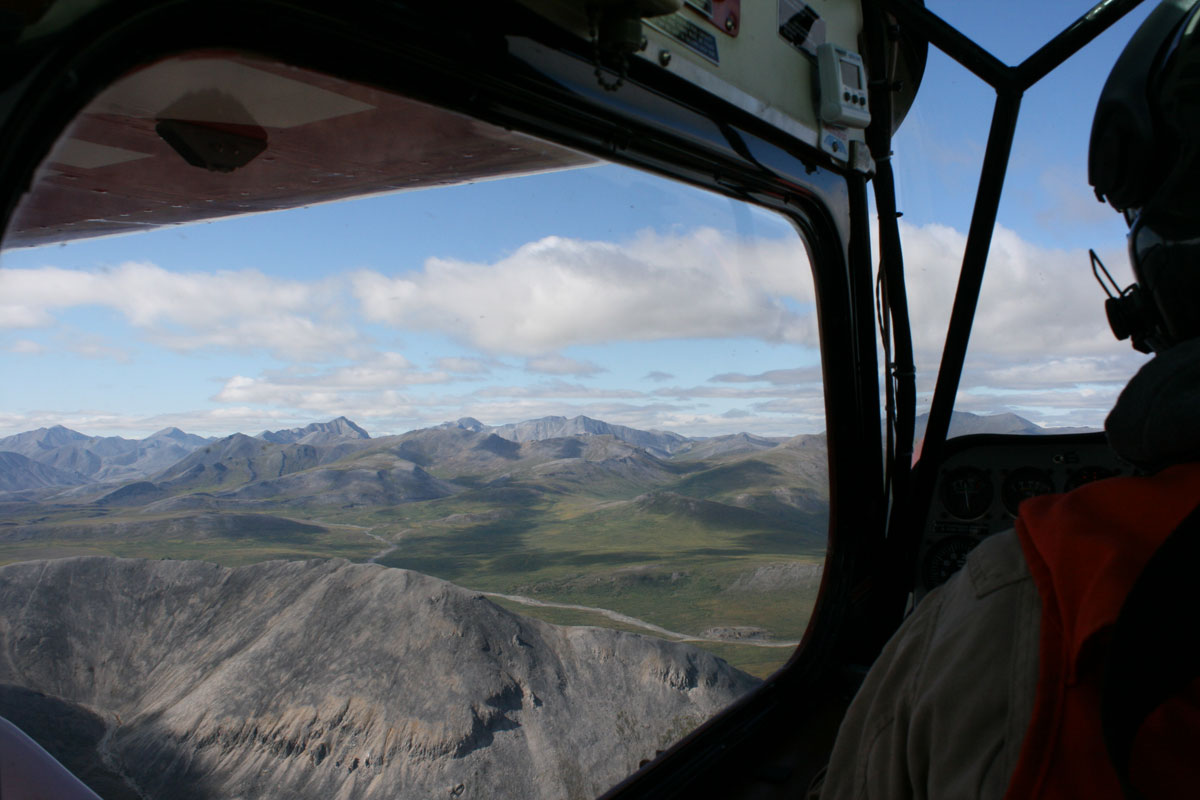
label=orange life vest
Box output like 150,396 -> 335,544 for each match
1005,462 -> 1200,799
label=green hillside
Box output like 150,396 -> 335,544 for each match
0,421 -> 830,676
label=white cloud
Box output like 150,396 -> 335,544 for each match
0,406 -> 299,439
2,221 -> 1154,438
0,261 -> 354,361
524,354 -> 605,376
153,316 -> 359,361
652,384 -> 817,400
901,221 -> 1133,359
971,355 -> 1137,390
6,339 -> 44,354
435,356 -> 497,374
895,220 -> 1148,426
474,380 -> 643,400
708,367 -> 822,385
352,228 -> 815,356
212,352 -> 451,409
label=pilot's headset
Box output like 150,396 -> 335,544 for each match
1089,0 -> 1200,354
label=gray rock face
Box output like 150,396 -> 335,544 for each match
670,433 -> 786,462
725,561 -> 824,593
0,557 -> 758,800
258,417 -> 371,446
489,416 -> 690,458
0,426 -> 213,485
0,451 -> 89,491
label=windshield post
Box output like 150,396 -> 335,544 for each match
883,0 -> 1148,552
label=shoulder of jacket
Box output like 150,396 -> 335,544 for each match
967,528 -> 1030,598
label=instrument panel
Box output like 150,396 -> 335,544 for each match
915,432 -> 1132,602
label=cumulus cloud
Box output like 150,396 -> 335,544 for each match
524,354 -> 605,376
901,221 -> 1129,359
474,380 -> 643,400
212,352 -> 450,409
352,228 -> 815,355
896,220 -> 1148,424
652,384 -> 816,400
647,409 -> 821,438
749,396 -> 828,416
6,339 -> 44,354
0,261 -> 354,361
3,220 -> 1154,437
0,406 -> 304,440
435,356 -> 497,374
709,367 -> 822,385
970,355 -> 1137,391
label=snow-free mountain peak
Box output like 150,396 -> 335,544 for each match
442,417 -> 486,432
913,410 -> 1097,441
257,417 -> 370,445
488,415 -> 691,457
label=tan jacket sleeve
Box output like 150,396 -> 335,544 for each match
819,529 -> 1041,800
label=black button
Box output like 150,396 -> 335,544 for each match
843,91 -> 850,101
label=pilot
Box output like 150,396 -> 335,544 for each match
818,1 -> 1200,798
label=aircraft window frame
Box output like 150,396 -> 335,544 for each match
0,3 -> 886,797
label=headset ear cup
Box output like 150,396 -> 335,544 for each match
1105,296 -> 1134,342
1104,293 -> 1155,353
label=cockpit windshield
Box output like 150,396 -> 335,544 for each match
0,50 -> 830,799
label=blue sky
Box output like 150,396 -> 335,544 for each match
0,1 -> 1158,439
896,1 -> 1149,250
888,0 -> 1155,425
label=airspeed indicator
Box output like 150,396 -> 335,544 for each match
1001,467 -> 1056,516
940,467 -> 993,520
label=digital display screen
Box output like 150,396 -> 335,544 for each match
840,59 -> 861,88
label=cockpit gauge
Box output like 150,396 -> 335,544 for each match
940,466 -> 993,520
922,536 -> 979,590
1000,467 -> 1056,516
816,43 -> 870,127
1064,465 -> 1120,492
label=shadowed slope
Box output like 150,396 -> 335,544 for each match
0,557 -> 758,800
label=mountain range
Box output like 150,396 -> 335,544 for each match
0,410 -> 1083,498
0,414 -> 788,498
0,412 -> 834,676
0,425 -> 212,486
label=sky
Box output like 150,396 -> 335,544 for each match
0,1 -> 1158,440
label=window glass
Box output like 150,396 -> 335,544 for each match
892,2 -> 1154,443
895,4 -> 1158,600
0,53 -> 828,798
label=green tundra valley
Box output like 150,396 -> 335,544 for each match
0,415 -> 828,678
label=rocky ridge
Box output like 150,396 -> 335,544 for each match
0,425 -> 213,484
0,556 -> 758,800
